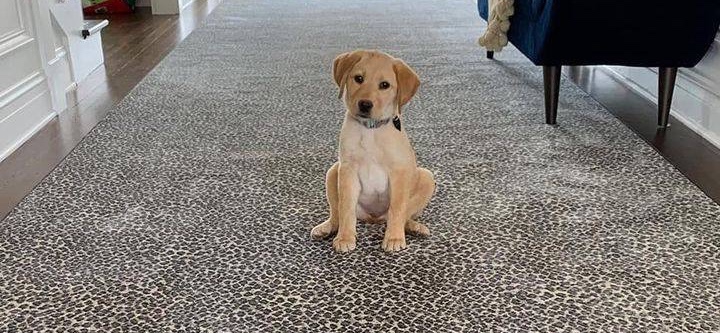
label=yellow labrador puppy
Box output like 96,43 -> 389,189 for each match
311,50 -> 435,252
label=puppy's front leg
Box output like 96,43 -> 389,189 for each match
333,163 -> 360,252
383,169 -> 412,252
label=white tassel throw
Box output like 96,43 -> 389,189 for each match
478,0 -> 515,52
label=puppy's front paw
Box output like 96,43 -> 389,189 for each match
332,235 -> 356,253
382,237 -> 407,252
310,220 -> 337,240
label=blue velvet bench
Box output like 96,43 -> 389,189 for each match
478,0 -> 720,128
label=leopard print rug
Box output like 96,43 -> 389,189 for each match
1,0 -> 719,331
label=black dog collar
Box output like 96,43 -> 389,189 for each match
354,115 -> 401,131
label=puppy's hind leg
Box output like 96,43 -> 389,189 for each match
311,162 -> 340,240
405,168 -> 435,237
406,220 -> 430,237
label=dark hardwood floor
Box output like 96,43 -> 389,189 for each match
0,1 -> 222,220
1,6 -> 719,219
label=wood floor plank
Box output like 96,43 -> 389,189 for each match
0,0 -> 223,220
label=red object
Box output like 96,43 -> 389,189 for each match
83,0 -> 135,15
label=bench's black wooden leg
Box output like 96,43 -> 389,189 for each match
658,67 -> 678,128
543,65 -> 561,125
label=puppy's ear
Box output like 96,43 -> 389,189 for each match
332,51 -> 363,99
393,59 -> 420,111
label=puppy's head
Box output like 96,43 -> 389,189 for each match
332,50 -> 420,120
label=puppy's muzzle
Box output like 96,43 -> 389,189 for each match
357,100 -> 373,117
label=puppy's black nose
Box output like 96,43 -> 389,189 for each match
358,100 -> 373,114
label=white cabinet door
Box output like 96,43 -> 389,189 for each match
0,0 -> 55,160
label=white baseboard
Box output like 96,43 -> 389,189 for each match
46,47 -> 74,113
0,89 -> 56,162
601,65 -> 720,149
151,0 -> 193,14
64,82 -> 78,111
0,113 -> 55,162
151,0 -> 196,15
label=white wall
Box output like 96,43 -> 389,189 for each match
0,0 -> 103,162
180,0 -> 194,9
151,0 -> 196,15
603,30 -> 720,148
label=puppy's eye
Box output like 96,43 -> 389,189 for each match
354,75 -> 364,84
379,81 -> 390,90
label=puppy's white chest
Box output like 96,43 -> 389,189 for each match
344,131 -> 389,211
357,158 -> 388,195
356,156 -> 389,216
